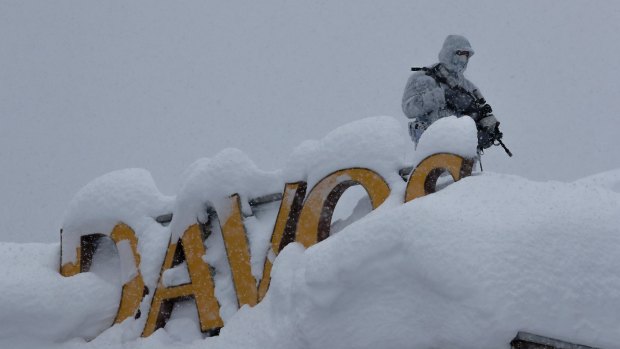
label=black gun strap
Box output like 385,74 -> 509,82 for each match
425,64 -> 485,120
424,64 -> 478,102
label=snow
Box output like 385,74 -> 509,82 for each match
1,116 -> 619,348
283,115 -> 408,187
170,148 -> 281,240
2,170 -> 619,349
214,173 -> 620,349
574,169 -> 620,194
203,214 -> 239,322
161,262 -> 191,287
61,168 -> 173,264
116,239 -> 138,284
413,115 -> 479,163
0,243 -> 119,342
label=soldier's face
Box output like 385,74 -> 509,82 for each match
452,51 -> 470,73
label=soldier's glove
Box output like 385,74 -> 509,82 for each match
479,103 -> 493,118
477,115 -> 502,150
465,101 -> 492,120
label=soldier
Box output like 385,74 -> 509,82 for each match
402,35 -> 503,152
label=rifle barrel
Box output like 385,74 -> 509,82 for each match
498,139 -> 513,157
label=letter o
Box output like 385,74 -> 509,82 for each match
405,153 -> 474,203
295,168 -> 390,248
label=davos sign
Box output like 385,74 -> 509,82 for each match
60,152 -> 474,338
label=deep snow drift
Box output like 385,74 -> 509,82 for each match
1,116 -> 619,349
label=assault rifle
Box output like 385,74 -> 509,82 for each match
411,64 -> 513,157
471,98 -> 512,157
478,121 -> 513,157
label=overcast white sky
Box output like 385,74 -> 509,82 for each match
1,1 -> 619,242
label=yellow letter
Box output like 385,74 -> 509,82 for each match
222,183 -> 307,307
257,182 -> 306,301
295,168 -> 390,248
405,153 -> 474,203
142,224 -> 222,337
59,223 -> 145,324
220,195 -> 257,308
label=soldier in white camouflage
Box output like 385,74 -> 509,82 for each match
402,35 -> 501,151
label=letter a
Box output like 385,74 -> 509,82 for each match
142,224 -> 222,337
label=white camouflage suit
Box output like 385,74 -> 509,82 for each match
402,35 -> 498,145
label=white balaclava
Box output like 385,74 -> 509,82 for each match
438,35 -> 475,74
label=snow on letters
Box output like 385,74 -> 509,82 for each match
59,116 -> 476,339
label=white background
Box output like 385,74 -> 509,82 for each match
2,0 -> 619,242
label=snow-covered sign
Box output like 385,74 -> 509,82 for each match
60,154 -> 474,337
1,115 -> 609,348
58,117 -> 479,339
